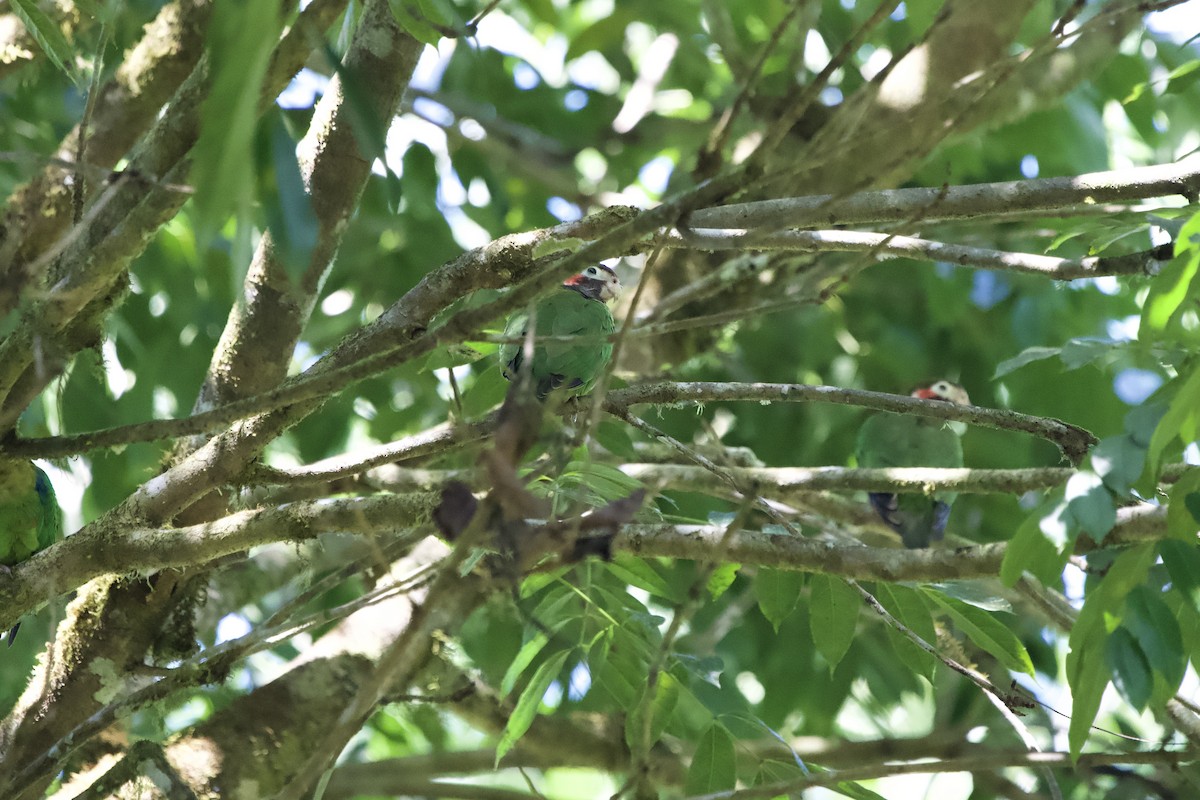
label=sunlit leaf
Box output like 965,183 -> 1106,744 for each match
926,590 -> 1034,676
993,346 -> 1060,378
624,672 -> 680,751
1064,471 -> 1116,542
1167,470 -> 1200,541
707,562 -> 740,600
496,649 -> 569,765
193,3 -> 282,244
1067,544 -> 1157,756
1001,499 -> 1070,586
9,0 -> 76,80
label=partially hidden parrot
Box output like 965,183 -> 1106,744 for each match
499,265 -> 622,400
854,380 -> 970,549
0,460 -> 63,645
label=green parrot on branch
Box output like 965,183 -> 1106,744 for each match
1,460 -> 63,645
499,265 -> 622,400
855,380 -> 970,549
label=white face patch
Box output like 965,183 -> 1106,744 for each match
588,266 -> 621,302
930,381 -> 970,406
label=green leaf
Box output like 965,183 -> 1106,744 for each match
925,591 -> 1034,676
1165,59 -> 1200,94
1143,251 -> 1200,333
496,649 -> 569,765
1089,435 -> 1146,496
1125,586 -> 1186,692
755,569 -> 804,632
593,632 -> 645,710
9,0 -> 76,80
1188,494 -> 1200,525
607,555 -> 683,603
808,575 -> 860,672
192,3 -> 283,244
1162,538 -> 1200,608
594,420 -> 637,459
460,364 -> 510,418
685,723 -> 737,795
1167,470 -> 1200,541
927,581 -> 1011,611
1105,626 -> 1153,711
706,563 -> 739,600
1142,210 -> 1200,334
1001,500 -> 1070,585
1146,366 -> 1200,482
875,584 -> 936,682
831,781 -> 890,800
1067,544 -> 1157,756
500,631 -> 550,697
259,110 -> 317,282
1059,337 -> 1118,370
1064,471 -> 1116,542
1068,644 -> 1112,758
389,0 -> 443,45
993,346 -> 1060,378
1124,402 -> 1168,448
624,672 -> 681,752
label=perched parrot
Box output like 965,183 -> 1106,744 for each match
0,460 -> 63,645
854,380 -> 970,549
499,265 -> 622,400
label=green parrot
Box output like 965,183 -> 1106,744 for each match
855,380 -> 970,549
0,459 -> 63,645
499,265 -> 622,400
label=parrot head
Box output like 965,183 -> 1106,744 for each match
911,380 -> 970,406
564,265 -> 621,303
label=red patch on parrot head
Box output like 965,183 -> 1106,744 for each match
910,380 -> 970,406
564,265 -> 621,302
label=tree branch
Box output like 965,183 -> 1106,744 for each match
664,228 -> 1170,280
603,382 -> 1097,463
687,748 -> 1197,800
687,157 -> 1200,231
621,464 -> 1076,495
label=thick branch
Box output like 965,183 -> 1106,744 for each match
665,228 -> 1169,280
604,382 -> 1097,463
690,748 -> 1197,800
690,157 -> 1200,231
622,464 -> 1075,495
0,494 -> 435,635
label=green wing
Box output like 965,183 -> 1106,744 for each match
856,413 -> 963,475
34,467 -> 63,552
0,462 -> 62,645
0,460 -> 50,566
500,290 -> 614,398
855,412 -> 964,548
498,309 -> 530,381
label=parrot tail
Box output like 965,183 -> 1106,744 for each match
867,493 -> 950,549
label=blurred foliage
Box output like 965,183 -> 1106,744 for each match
2,0 -> 1200,798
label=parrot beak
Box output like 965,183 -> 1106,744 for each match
599,275 -> 622,303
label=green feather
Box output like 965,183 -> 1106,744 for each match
499,288 -> 615,399
0,460 -> 63,645
855,411 -> 963,548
